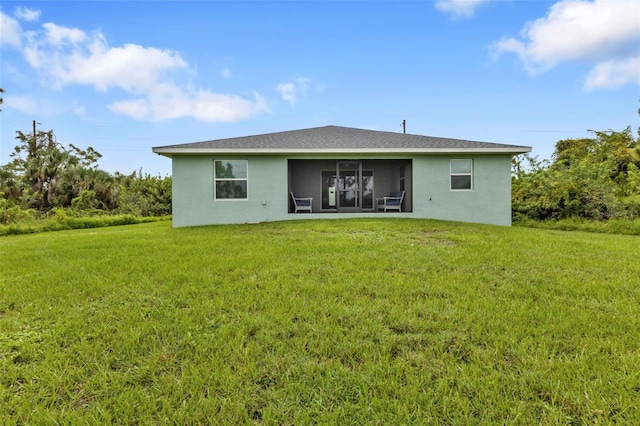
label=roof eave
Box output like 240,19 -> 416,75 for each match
153,147 -> 532,157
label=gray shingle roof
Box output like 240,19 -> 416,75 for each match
153,125 -> 531,155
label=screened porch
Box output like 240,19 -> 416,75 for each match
287,159 -> 412,214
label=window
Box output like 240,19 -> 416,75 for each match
450,159 -> 472,191
214,160 -> 248,200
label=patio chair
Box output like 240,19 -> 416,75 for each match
377,191 -> 405,212
290,192 -> 313,213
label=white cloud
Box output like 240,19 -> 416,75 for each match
494,0 -> 640,70
21,24 -> 185,93
57,43 -> 187,92
186,91 -> 268,122
276,82 -> 297,106
585,56 -> 640,90
109,86 -> 268,122
492,0 -> 640,89
0,11 -> 22,48
435,0 -> 491,18
43,22 -> 87,45
221,68 -> 231,78
108,99 -> 150,121
3,95 -> 38,114
15,7 -> 41,22
71,102 -> 90,120
276,76 -> 311,106
2,13 -> 268,122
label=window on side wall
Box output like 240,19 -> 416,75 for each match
214,160 -> 248,200
450,159 -> 472,191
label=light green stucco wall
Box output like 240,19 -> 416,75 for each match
172,155 -> 288,227
412,155 -> 512,226
171,154 -> 513,227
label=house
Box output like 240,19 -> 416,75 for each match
152,125 -> 531,227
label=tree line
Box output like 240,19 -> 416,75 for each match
0,126 -> 171,225
512,120 -> 640,221
1,88 -> 171,226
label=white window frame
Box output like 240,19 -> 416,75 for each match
450,159 -> 473,191
213,160 -> 249,200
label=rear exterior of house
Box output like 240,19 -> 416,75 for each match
153,126 -> 531,227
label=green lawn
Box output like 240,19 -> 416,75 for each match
1,219 -> 639,424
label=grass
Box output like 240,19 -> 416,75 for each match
0,211 -> 170,236
1,219 -> 639,424
514,217 -> 640,236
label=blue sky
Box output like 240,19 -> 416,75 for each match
1,0 -> 639,176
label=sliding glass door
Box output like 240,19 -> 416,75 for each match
337,161 -> 360,212
321,161 -> 374,212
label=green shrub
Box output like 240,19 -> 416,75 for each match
0,210 -> 169,236
514,217 -> 640,235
